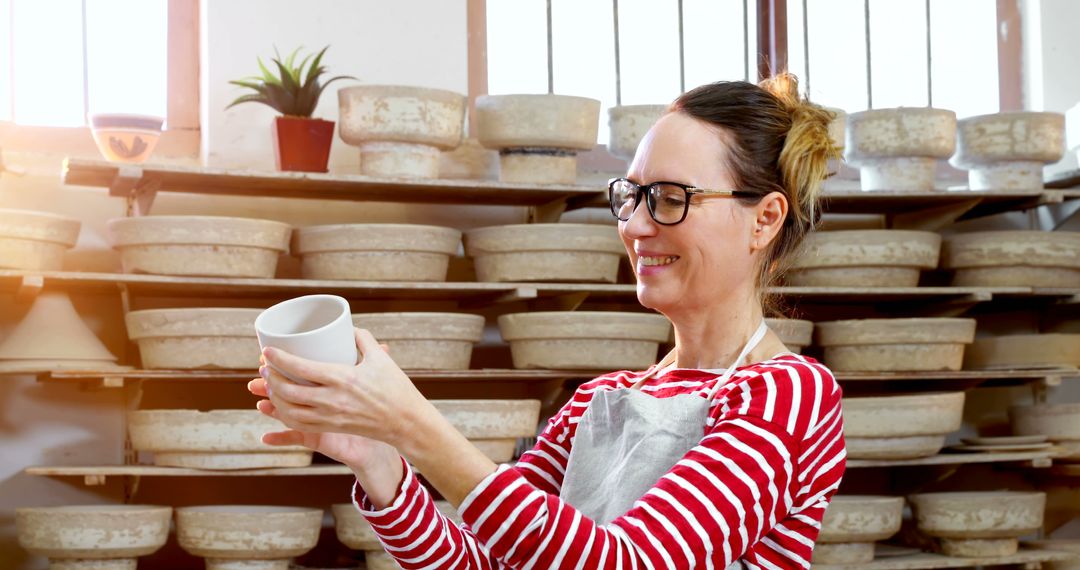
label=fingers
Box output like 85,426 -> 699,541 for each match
261,347 -> 346,387
262,429 -> 306,447
248,377 -> 269,398
262,366 -> 329,408
354,328 -> 384,359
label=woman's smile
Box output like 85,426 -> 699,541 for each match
635,250 -> 680,274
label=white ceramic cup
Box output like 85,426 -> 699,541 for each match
254,294 -> 358,384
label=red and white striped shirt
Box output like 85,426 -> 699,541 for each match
354,353 -> 846,569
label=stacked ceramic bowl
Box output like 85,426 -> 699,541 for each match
128,410 -> 312,469
0,208 -> 81,270
16,505 -> 172,569
464,224 -> 624,283
293,223 -> 462,281
843,392 -> 965,459
125,308 -> 261,369
909,491 -> 1046,557
107,216 -> 292,278
499,312 -> 671,370
1010,403 -> 1080,461
942,231 -> 1080,288
815,318 -> 976,372
788,230 -> 941,287
353,312 -> 484,370
814,496 -> 904,564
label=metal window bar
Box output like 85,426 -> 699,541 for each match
80,0 -> 90,123
801,1 -> 937,110
864,0 -> 872,109
677,0 -> 686,93
925,0 -> 933,107
610,0 -> 753,106
546,0 -> 554,94
6,0 -> 14,120
613,0 -> 621,105
743,0 -> 750,82
802,0 -> 810,97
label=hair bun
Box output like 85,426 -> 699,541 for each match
758,72 -> 841,228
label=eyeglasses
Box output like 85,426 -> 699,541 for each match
608,178 -> 754,225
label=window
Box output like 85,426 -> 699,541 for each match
482,0 -> 1015,149
485,0 -> 756,144
0,0 -> 198,156
787,0 -> 1001,118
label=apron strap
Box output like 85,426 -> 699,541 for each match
706,320 -> 769,401
630,320 -> 769,396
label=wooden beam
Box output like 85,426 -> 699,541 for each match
466,0 -> 488,136
997,0 -> 1023,112
757,0 -> 788,81
167,0 -> 200,130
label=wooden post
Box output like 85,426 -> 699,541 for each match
757,0 -> 788,81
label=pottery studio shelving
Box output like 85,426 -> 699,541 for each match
2,156 -> 1075,570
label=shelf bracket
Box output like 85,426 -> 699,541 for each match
489,287 -> 539,305
889,198 -> 982,231
527,292 -> 591,312
83,474 -> 106,486
107,166 -> 159,217
527,198 -> 568,224
16,275 -> 44,302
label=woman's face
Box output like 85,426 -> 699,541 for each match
619,112 -> 762,315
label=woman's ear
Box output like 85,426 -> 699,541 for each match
751,192 -> 788,251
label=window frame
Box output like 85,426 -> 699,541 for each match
3,0 -> 199,157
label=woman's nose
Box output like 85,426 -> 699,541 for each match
619,198 -> 660,239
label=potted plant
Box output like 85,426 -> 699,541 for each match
228,46 -> 355,172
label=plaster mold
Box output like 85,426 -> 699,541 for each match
814,318 -> 976,372
107,216 -> 291,278
464,224 -> 624,283
338,85 -> 467,178
294,224 -> 461,281
498,311 -> 671,370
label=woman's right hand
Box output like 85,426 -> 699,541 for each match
248,375 -> 406,508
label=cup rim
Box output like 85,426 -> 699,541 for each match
255,294 -> 350,339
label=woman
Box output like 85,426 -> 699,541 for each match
249,74 -> 846,569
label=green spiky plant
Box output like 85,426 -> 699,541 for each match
227,46 -> 355,117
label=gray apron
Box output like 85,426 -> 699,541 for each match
560,321 -> 768,569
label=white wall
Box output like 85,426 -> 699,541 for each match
201,0 -> 469,170
1024,0 -> 1080,175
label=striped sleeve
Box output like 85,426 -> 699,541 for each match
355,359 -> 845,569
351,378 -> 596,569
456,412 -> 800,568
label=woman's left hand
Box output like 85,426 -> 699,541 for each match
258,327 -> 436,452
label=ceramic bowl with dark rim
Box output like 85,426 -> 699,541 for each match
89,113 -> 164,163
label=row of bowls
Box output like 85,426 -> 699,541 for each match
845,393 -> 1080,461
17,500 -> 450,570
2,290 -> 1072,375
126,403 -> 540,470
20,492 -> 1077,569
4,208 -> 1078,288
817,492 -> 1053,563
95,90 -> 1072,193
119,310 -> 1077,373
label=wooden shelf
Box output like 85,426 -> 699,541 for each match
1046,168 -> 1080,189
25,464 -> 353,485
40,368 -> 604,387
836,368 -> 1077,388
4,270 -> 1077,305
61,158 -> 604,208
1048,464 -> 1080,477
846,450 -> 1057,469
62,159 -> 1073,225
813,548 -> 1075,570
0,270 -> 637,303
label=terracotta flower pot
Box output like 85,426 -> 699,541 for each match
272,116 -> 335,173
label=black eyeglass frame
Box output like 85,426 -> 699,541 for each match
607,177 -> 757,226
